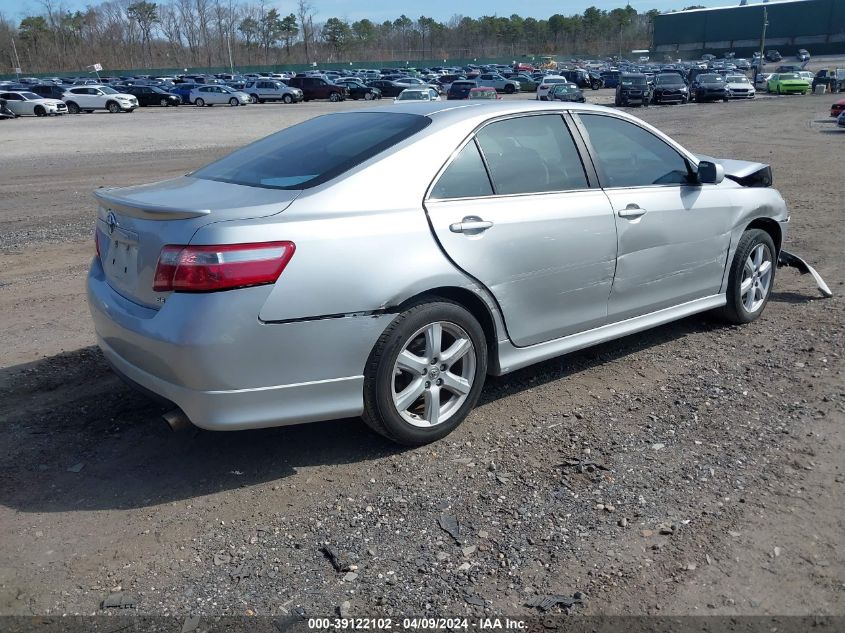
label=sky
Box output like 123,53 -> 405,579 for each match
0,0 -> 759,23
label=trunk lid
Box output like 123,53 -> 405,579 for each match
94,176 -> 301,308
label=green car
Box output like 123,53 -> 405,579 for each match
512,73 -> 538,92
767,72 -> 809,95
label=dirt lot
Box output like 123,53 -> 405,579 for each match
0,90 -> 843,621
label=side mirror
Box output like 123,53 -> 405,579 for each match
697,160 -> 724,185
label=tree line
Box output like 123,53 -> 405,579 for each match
1,1 -> 662,74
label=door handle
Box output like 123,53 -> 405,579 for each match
617,204 -> 647,219
449,216 -> 494,234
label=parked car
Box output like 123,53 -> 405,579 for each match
547,83 -> 585,103
0,91 -> 67,116
474,73 -> 520,94
123,85 -> 181,107
333,78 -> 381,101
559,69 -> 602,90
615,73 -> 651,107
467,87 -> 500,100
839,110 -> 845,128
87,102 -> 791,445
29,84 -> 68,100
244,80 -> 303,104
797,49 -> 810,62
511,74 -> 538,92
536,76 -> 570,100
830,98 -> 845,117
767,73 -> 809,95
812,69 -> 845,94
600,70 -> 621,88
765,50 -> 782,62
691,73 -> 727,102
724,74 -> 756,99
190,85 -> 250,106
652,73 -> 690,104
62,85 -> 138,113
288,76 -> 348,101
394,88 -> 440,103
444,80 -> 476,100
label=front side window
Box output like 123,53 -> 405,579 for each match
475,115 -> 589,195
579,114 -> 691,188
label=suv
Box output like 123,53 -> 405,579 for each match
615,73 -> 651,106
244,80 -> 303,104
447,80 -> 477,100
62,85 -> 138,113
286,76 -> 347,102
812,69 -> 845,94
559,69 -> 603,90
474,73 -> 520,94
29,84 -> 68,100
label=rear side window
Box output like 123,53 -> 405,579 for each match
579,114 -> 691,188
430,141 -> 493,200
193,112 -> 431,190
475,115 -> 589,195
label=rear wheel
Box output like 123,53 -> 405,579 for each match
194,98 -> 205,107
66,102 -> 80,114
107,101 -> 121,113
363,300 -> 488,446
160,98 -> 169,107
720,229 -> 776,325
34,105 -> 46,117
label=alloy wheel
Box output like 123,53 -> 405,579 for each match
391,321 -> 476,428
741,243 -> 773,313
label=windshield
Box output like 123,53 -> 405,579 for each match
779,73 -> 799,80
100,86 -> 119,94
553,84 -> 575,93
543,78 -> 567,85
621,77 -> 646,86
397,91 -> 429,100
726,76 -> 749,84
193,112 -> 431,190
20,92 -> 41,100
220,86 -> 236,93
656,75 -> 683,85
699,74 -> 724,83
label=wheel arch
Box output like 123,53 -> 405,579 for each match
745,217 -> 782,253
390,286 -> 501,374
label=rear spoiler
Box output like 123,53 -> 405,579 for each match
94,187 -> 211,220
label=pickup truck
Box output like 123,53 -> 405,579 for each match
812,69 -> 845,94
474,73 -> 521,94
244,80 -> 303,104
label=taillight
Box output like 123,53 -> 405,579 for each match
153,241 -> 295,292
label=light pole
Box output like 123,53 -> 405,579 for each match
227,31 -> 235,74
758,6 -> 768,69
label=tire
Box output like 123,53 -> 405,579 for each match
723,96 -> 729,102
614,96 -> 621,106
250,94 -> 259,104
107,101 -> 120,113
329,92 -> 341,102
643,99 -> 649,108
504,84 -> 515,94
229,97 -> 239,106
591,80 -> 600,90
362,299 -> 488,446
776,86 -> 782,95
282,94 -> 293,104
719,229 -> 776,325
194,98 -> 205,107
34,105 -> 46,117
364,92 -> 374,101
160,98 -> 169,107
66,102 -> 80,114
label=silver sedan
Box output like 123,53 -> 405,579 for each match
88,102 -> 791,445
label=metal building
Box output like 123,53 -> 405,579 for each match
653,0 -> 845,57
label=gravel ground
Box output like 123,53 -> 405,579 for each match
0,88 -> 843,621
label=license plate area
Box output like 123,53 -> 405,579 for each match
105,226 -> 139,284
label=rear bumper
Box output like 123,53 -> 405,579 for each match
87,258 -> 394,430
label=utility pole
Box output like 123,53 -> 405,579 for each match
10,37 -> 22,77
227,30 -> 234,74
759,6 -> 768,68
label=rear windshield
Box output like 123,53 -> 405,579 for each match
192,112 -> 431,190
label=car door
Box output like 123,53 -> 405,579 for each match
574,112 -> 735,322
425,113 -> 618,346
0,93 -> 25,114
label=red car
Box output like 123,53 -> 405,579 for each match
831,98 -> 845,117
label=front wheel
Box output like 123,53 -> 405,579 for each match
363,300 -> 488,446
107,101 -> 121,113
504,84 -> 515,94
34,105 -> 46,117
719,229 -> 776,324
282,94 -> 293,104
229,97 -> 239,106
364,92 -> 374,101
329,92 -> 341,102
